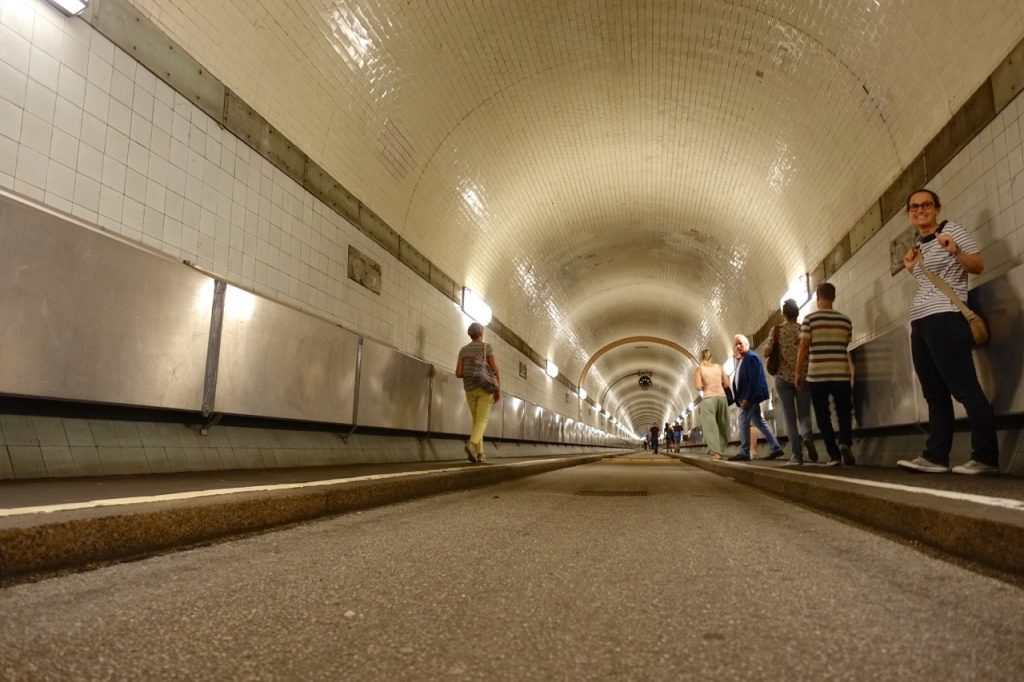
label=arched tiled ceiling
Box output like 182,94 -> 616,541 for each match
126,0 -> 1024,431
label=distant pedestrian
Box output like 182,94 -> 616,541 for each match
454,322 -> 501,463
650,423 -> 661,454
673,424 -> 683,452
773,298 -> 819,465
897,189 -> 999,475
729,335 -> 784,461
795,283 -> 854,466
695,348 -> 730,460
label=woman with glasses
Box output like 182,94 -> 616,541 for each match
897,189 -> 999,475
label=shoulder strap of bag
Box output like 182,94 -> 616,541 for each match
918,260 -> 978,321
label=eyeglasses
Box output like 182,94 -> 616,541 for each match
908,201 -> 935,211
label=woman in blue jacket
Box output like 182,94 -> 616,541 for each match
728,334 -> 784,461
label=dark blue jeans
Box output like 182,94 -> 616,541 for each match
809,381 -> 852,460
911,312 -> 998,466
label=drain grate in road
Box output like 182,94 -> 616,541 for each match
575,490 -> 649,497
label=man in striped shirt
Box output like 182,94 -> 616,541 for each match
795,282 -> 854,466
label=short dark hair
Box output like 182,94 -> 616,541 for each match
906,188 -> 941,211
816,282 -> 836,301
782,299 -> 799,320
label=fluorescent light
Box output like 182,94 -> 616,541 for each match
545,360 -> 559,378
577,388 -> 587,400
593,402 -> 601,412
461,288 -> 492,325
47,0 -> 88,15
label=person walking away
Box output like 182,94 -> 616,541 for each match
728,335 -> 784,461
454,322 -> 501,463
795,283 -> 854,466
650,423 -> 661,454
772,299 -> 819,465
897,189 -> 999,474
695,348 -> 731,459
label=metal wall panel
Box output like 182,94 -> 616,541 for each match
428,370 -> 471,436
485,395 -> 503,439
523,402 -> 541,441
503,396 -> 525,440
0,192 -> 210,410
357,339 -> 431,431
216,286 -> 358,423
973,264 -> 1024,416
851,325 -> 919,430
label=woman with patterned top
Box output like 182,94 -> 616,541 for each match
454,322 -> 501,463
773,299 -> 819,465
897,189 -> 999,475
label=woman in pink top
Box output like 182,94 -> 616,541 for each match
694,349 -> 731,459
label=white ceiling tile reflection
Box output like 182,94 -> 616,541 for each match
127,0 -> 1024,427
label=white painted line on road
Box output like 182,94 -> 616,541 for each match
693,457 -> 1024,511
0,458 -> 574,519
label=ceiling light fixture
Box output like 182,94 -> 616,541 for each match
46,0 -> 88,15
461,288 -> 492,325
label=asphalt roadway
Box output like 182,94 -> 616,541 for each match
1,458 -> 1022,681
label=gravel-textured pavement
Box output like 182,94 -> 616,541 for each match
1,460 -> 1022,681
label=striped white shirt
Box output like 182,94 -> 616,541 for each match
910,221 -> 978,321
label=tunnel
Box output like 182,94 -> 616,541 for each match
1,0 -> 1024,679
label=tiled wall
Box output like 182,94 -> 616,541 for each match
829,89 -> 1024,349
0,0 -> 591,431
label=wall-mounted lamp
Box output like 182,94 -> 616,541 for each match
577,387 -> 587,400
593,402 -> 601,412
545,360 -> 559,378
461,288 -> 492,325
780,273 -> 811,308
46,0 -> 88,15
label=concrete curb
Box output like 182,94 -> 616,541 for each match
678,455 -> 1024,580
0,454 -> 611,580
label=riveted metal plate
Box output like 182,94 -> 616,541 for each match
992,40 -> 1024,113
849,202 -> 882,255
399,238 -> 431,280
86,0 -> 225,122
305,161 -> 361,226
879,153 -> 927,223
224,91 -> 307,185
358,207 -> 400,254
429,266 -> 458,302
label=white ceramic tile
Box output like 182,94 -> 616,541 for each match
98,182 -> 122,221
0,0 -> 34,42
0,59 -> 27,108
0,132 -> 16,176
19,110 -> 50,154
23,78 -> 54,120
15,141 -> 46,188
27,44 -> 57,90
0,96 -> 21,141
60,32 -> 89,77
44,157 -> 73,200
86,51 -> 112,91
0,23 -> 31,73
75,139 -> 101,181
51,94 -> 80,135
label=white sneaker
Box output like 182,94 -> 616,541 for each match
951,459 -> 999,475
897,457 -> 949,473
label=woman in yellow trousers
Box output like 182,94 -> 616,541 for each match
454,322 -> 501,462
